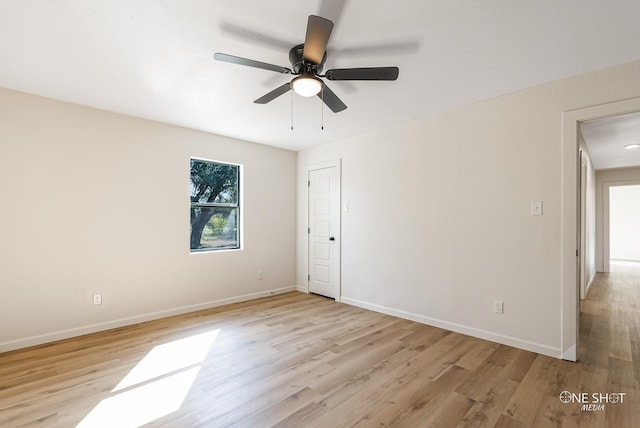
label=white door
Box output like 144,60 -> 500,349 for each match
308,165 -> 340,299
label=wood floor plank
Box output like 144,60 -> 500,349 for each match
610,323 -> 633,362
419,391 -> 475,427
1,261 -> 639,427
493,414 -> 527,427
456,340 -> 501,372
383,365 -> 473,427
455,365 -> 520,427
504,355 -> 580,425
228,386 -> 322,428
306,345 -> 470,427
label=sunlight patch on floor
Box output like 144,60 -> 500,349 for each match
76,329 -> 219,427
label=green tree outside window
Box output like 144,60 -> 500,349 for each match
190,159 -> 240,251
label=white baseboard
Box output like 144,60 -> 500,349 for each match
340,296 -> 562,359
0,286 -> 296,353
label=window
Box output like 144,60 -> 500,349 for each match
190,158 -> 240,252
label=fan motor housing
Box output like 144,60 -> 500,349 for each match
289,43 -> 326,74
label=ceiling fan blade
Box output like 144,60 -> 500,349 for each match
326,67 -> 399,81
214,53 -> 291,74
318,84 -> 347,113
303,15 -> 334,65
254,83 -> 291,104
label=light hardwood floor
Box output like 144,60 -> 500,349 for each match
1,263 -> 639,427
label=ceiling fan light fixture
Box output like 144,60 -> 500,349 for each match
292,74 -> 323,97
624,143 -> 640,150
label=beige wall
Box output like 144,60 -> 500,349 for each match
297,60 -> 640,358
595,166 -> 640,272
0,88 -> 297,352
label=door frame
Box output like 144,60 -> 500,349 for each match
306,159 -> 342,301
561,96 -> 640,361
578,150 -> 587,300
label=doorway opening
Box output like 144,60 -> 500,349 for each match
609,184 -> 640,265
562,97 -> 640,361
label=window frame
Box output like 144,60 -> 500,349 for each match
189,157 -> 242,253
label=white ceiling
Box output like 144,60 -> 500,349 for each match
580,111 -> 640,170
1,0 -> 640,151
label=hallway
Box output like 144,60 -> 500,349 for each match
577,261 -> 640,425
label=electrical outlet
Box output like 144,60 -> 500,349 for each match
93,294 -> 102,306
258,270 -> 263,280
493,300 -> 504,314
530,201 -> 543,216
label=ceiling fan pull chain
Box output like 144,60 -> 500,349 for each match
321,86 -> 324,130
290,89 -> 294,130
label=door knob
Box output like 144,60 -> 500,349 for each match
329,237 -> 335,241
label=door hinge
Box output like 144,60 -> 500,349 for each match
308,227 -> 310,234
576,249 -> 579,257
308,274 -> 310,281
308,180 -> 310,187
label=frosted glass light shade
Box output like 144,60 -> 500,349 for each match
292,75 -> 322,97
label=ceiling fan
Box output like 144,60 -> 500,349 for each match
214,15 -> 399,113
